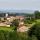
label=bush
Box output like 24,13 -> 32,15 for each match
0,30 -> 33,40
0,28 -> 39,40
28,23 -> 40,40
24,20 -> 33,24
10,19 -> 19,31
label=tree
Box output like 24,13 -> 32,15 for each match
34,11 -> 40,19
10,19 -> 19,30
0,18 -> 1,21
28,23 -> 40,40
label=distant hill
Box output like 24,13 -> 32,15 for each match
0,10 -> 34,14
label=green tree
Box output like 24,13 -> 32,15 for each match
10,19 -> 19,30
0,18 -> 1,21
28,23 -> 40,40
34,11 -> 40,19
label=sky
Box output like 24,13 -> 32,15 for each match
0,0 -> 40,11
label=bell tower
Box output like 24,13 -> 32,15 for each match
5,13 -> 8,17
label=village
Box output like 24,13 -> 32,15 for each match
0,13 -> 35,32
0,13 -> 24,27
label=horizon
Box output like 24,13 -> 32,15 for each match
0,9 -> 35,13
0,9 -> 40,14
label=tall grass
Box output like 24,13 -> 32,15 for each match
0,30 -> 38,40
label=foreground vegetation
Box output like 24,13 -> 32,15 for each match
0,19 -> 39,40
0,30 -> 37,40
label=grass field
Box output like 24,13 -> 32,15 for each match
0,27 -> 13,31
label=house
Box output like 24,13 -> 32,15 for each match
0,23 -> 10,27
16,16 -> 24,21
7,16 -> 15,22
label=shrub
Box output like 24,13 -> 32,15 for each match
0,27 -> 39,40
10,19 -> 19,31
28,23 -> 40,40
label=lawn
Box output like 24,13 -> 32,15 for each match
36,19 -> 40,22
0,27 -> 13,31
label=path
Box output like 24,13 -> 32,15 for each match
17,23 -> 35,32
